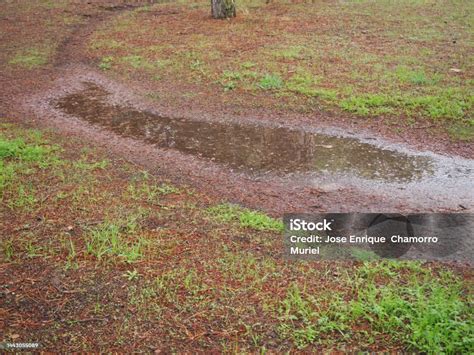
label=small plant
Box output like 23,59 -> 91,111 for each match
65,238 -> 78,270
183,269 -> 206,296
0,134 -> 60,203
157,183 -> 180,195
258,74 -> 283,90
99,56 -> 114,70
7,184 -> 37,211
2,240 -> 14,261
25,239 -> 42,258
207,203 -> 283,232
153,270 -> 181,303
191,59 -> 204,70
123,269 -> 140,281
223,81 -> 237,91
220,70 -> 242,91
241,61 -> 256,69
127,182 -> 179,204
85,220 -> 146,263
222,70 -> 242,81
73,159 -> 108,171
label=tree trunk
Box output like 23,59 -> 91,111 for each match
211,0 -> 236,19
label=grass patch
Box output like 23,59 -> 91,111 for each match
207,203 -> 283,232
278,261 -> 474,352
222,70 -> 242,81
127,181 -> 180,204
73,158 -> 108,171
448,123 -> 474,141
220,70 -> 243,91
99,56 -> 114,70
9,48 -> 50,69
258,73 -> 284,90
286,70 -> 337,100
351,262 -> 474,353
85,215 -> 148,263
218,250 -> 277,288
393,65 -> 440,86
272,46 -> 304,60
121,55 -> 155,70
340,89 -> 471,120
340,94 -> 396,116
278,283 -> 350,348
0,133 -> 60,200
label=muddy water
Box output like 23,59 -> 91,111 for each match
54,83 -> 439,183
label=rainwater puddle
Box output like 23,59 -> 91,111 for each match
54,83 -> 443,184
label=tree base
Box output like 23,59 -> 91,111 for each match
211,0 -> 236,19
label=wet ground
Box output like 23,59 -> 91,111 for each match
55,83 -> 435,183
46,80 -> 474,212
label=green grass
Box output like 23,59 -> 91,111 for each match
278,283 -> 350,348
120,55 -> 155,70
272,46 -> 304,60
90,39 -> 124,50
340,90 -> 471,119
73,158 -> 108,171
286,70 -> 338,100
286,70 -> 319,97
99,56 -> 114,70
127,180 -> 180,204
9,48 -> 50,69
393,66 -> 440,86
351,262 -> 473,353
277,261 -> 474,352
220,70 -> 243,91
0,133 -> 60,200
85,217 -> 147,263
207,203 -> 283,232
258,73 -> 284,90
